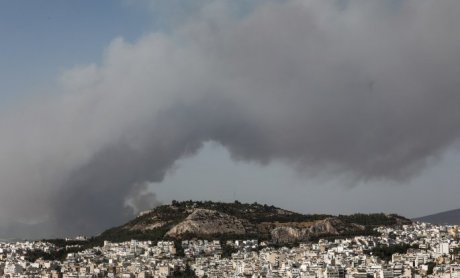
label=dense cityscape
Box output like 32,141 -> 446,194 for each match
0,222 -> 459,277
2,1 -> 460,278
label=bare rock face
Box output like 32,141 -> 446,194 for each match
166,209 -> 247,238
307,218 -> 339,234
270,218 -> 364,243
271,226 -> 301,243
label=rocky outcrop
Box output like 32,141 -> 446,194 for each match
271,226 -> 301,243
270,218 -> 364,243
166,209 -> 247,238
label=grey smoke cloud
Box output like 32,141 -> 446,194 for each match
1,0 -> 460,237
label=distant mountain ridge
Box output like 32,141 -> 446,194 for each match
96,201 -> 411,244
413,208 -> 460,225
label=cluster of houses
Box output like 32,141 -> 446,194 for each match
0,222 -> 459,277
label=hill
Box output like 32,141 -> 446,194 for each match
95,200 -> 411,244
33,201 -> 411,261
413,208 -> 460,225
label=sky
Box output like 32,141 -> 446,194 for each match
1,0 -> 460,238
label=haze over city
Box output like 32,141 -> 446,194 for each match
1,0 -> 460,239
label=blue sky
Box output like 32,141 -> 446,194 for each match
0,0 -> 151,103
